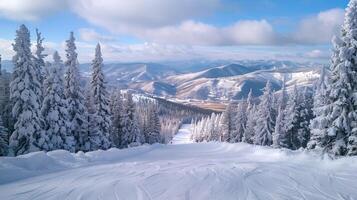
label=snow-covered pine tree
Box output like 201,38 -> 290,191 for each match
273,106 -> 285,148
243,89 -> 255,144
282,85 -> 302,150
41,52 -> 75,152
193,117 -> 207,142
200,118 -> 207,142
34,29 -> 47,96
191,118 -> 201,142
273,76 -> 288,148
296,87 -> 313,148
109,91 -> 125,148
64,32 -> 90,152
9,25 -> 48,155
308,67 -> 330,150
85,83 -> 102,151
122,92 -> 144,147
233,101 -> 247,143
254,81 -> 275,146
344,0 -> 357,156
321,0 -> 357,156
0,114 -> 8,156
146,104 -> 162,144
206,113 -> 216,141
220,101 -> 236,142
90,43 -> 111,150
210,113 -> 221,141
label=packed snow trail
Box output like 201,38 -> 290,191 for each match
1,143 -> 357,200
170,124 -> 194,144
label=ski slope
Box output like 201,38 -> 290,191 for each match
170,124 -> 194,144
0,143 -> 357,200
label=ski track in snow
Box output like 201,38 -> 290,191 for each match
0,127 -> 357,200
170,124 -> 194,145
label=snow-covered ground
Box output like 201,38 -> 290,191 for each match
170,124 -> 194,144
1,142 -> 357,200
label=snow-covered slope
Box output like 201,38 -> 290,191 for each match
81,62 -> 178,83
130,81 -> 176,96
170,124 -> 194,144
166,63 -> 253,85
0,143 -> 356,200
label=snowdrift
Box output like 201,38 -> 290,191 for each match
0,143 -> 357,200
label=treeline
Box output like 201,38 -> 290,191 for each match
0,25 -> 163,156
192,81 -> 313,150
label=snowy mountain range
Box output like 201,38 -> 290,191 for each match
124,61 -> 324,100
2,59 -> 324,100
80,62 -> 178,83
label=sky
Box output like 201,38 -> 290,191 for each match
0,0 -> 350,63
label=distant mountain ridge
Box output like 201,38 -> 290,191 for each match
1,59 -> 324,100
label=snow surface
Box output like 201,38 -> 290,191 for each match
1,143 -> 357,200
170,124 -> 194,144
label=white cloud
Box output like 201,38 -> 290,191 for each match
71,0 -> 220,32
293,9 -> 344,44
0,0 -> 344,46
70,2 -> 343,46
69,0 -> 278,46
0,0 -> 68,21
79,28 -> 116,42
140,21 -> 223,45
226,20 -> 278,45
138,20 -> 279,46
0,36 -> 331,63
95,42 -> 197,62
139,9 -> 344,46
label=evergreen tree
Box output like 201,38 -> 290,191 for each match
282,85 -> 300,149
85,84 -> 103,151
206,113 -> 216,141
110,91 -> 125,147
41,52 -> 74,152
296,87 -> 313,148
122,93 -> 144,147
344,0 -> 357,156
308,67 -> 330,150
34,29 -> 47,95
254,81 -> 275,146
0,114 -> 8,156
234,101 -> 247,142
273,76 -> 288,148
220,102 -> 236,142
64,32 -> 90,152
90,43 -> 111,149
9,25 -> 47,155
210,113 -> 221,141
320,0 -> 357,156
242,90 -> 255,144
146,104 -> 162,144
273,106 -> 285,148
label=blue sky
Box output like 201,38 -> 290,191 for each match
0,0 -> 350,63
